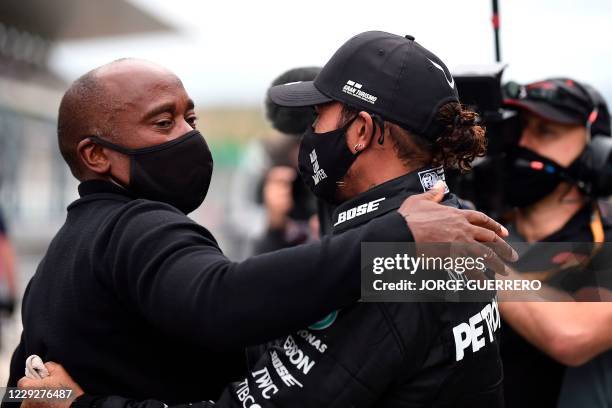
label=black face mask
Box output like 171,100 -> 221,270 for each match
89,130 -> 213,214
503,146 -> 568,208
298,116 -> 359,204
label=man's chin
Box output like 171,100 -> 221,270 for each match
333,185 -> 356,204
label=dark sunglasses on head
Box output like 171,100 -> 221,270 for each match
503,80 -> 587,108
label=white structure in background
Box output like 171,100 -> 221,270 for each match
0,0 -> 175,384
0,0 -> 172,239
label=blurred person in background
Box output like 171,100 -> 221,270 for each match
226,68 -> 320,257
255,158 -> 318,253
498,78 -> 612,407
5,57 -> 513,407
0,206 -> 17,345
253,67 -> 322,254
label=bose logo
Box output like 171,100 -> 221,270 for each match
334,197 -> 386,226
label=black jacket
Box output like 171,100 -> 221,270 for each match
72,170 -> 504,408
5,179 -> 411,405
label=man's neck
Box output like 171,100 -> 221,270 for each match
354,161 -> 417,197
515,183 -> 587,242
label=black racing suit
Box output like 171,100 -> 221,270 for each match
72,169 -> 504,408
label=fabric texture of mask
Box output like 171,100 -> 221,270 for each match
298,116 -> 359,203
503,146 -> 568,208
89,130 -> 213,214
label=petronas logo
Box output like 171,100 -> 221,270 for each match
308,310 -> 338,331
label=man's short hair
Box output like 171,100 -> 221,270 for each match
57,68 -> 115,179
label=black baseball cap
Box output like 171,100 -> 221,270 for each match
268,31 -> 459,139
503,78 -> 601,127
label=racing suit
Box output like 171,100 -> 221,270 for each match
73,168 -> 504,408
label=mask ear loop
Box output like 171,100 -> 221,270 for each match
86,136 -> 133,191
370,114 -> 385,145
88,135 -> 133,155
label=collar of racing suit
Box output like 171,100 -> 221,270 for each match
331,165 -> 459,235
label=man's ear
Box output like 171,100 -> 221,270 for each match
346,111 -> 376,154
77,138 -> 111,175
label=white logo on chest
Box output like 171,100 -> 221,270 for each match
334,197 -> 386,226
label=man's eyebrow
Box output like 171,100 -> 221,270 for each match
142,101 -> 176,121
187,99 -> 195,111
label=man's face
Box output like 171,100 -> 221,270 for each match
312,101 -> 344,133
518,111 -> 587,167
81,60 -> 198,185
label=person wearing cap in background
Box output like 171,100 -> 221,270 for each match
19,31 -> 516,408
498,78 -> 612,407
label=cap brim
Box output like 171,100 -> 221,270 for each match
503,99 -> 582,125
268,81 -> 333,107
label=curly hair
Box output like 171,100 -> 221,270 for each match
340,102 -> 486,172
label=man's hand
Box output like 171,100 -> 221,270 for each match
18,362 -> 84,408
397,180 -> 517,274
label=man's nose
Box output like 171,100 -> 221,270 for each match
517,131 -> 531,149
176,119 -> 195,135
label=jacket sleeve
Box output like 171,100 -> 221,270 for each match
101,200 -> 412,350
69,306 -> 426,408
